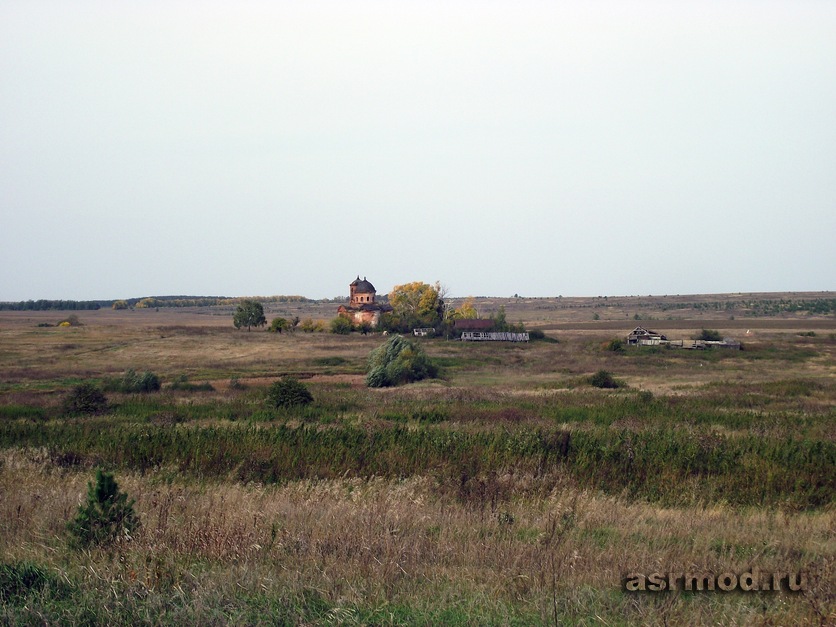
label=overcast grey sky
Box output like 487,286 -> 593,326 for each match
1,1 -> 834,301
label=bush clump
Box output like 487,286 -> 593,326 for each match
366,335 -> 438,388
697,329 -> 722,341
62,383 -> 108,415
299,318 -> 326,333
67,469 -> 138,548
107,369 -> 161,393
589,370 -> 619,389
266,378 -> 314,409
604,338 -> 624,352
59,314 -> 82,327
268,317 -> 290,333
330,316 -> 353,335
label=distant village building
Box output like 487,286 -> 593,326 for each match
453,319 -> 528,342
337,276 -> 392,328
626,326 -> 741,350
626,327 -> 668,346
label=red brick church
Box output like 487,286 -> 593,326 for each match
337,276 -> 392,328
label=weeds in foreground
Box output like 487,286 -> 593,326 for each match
1,462 -> 832,626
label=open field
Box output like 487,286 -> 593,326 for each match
0,297 -> 834,625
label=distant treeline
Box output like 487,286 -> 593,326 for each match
131,295 -> 317,309
0,295 -> 323,311
570,297 -> 836,316
0,300 -> 104,311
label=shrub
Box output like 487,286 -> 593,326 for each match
589,370 -> 619,389
266,378 -> 314,409
604,338 -> 624,352
134,371 -> 160,392
59,314 -> 82,327
366,335 -> 438,388
299,318 -> 325,333
67,469 -> 138,548
62,383 -> 108,415
637,390 -> 654,403
268,317 -> 289,333
330,316 -> 353,335
107,369 -> 160,393
697,329 -> 722,341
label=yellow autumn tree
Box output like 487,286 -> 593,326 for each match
452,297 -> 478,320
387,281 -> 445,330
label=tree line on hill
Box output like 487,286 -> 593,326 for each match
0,295 -> 318,311
0,300 -> 104,311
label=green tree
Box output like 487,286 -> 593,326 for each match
490,305 -> 508,331
67,470 -> 139,548
233,300 -> 266,331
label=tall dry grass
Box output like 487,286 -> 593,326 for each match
1,449 -> 832,625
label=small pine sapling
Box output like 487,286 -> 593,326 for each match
67,469 -> 139,548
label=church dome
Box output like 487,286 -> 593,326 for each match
350,276 -> 376,294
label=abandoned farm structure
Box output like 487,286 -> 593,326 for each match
627,327 -> 667,346
626,327 -> 741,350
451,319 -> 528,342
